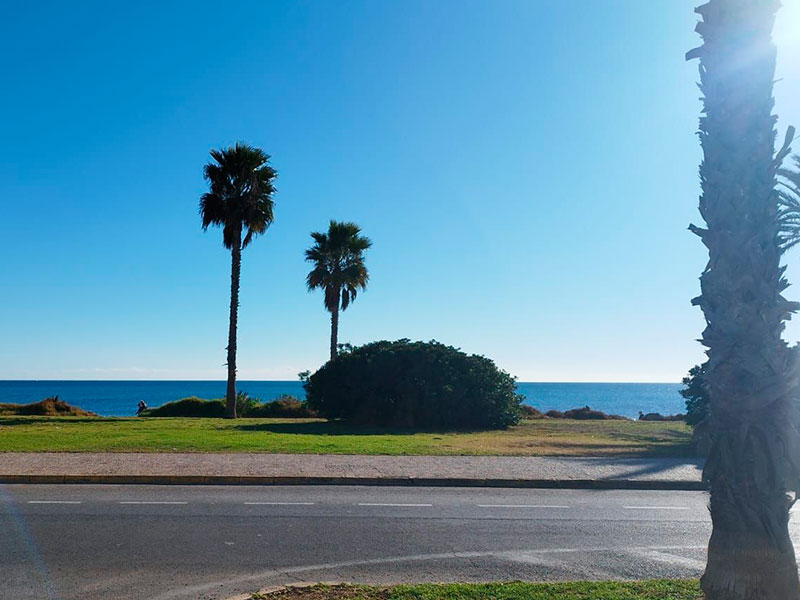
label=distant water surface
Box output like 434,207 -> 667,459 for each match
0,380 -> 684,418
518,382 -> 683,419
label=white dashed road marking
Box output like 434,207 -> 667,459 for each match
357,503 -> 432,507
623,506 -> 690,510
477,504 -> 570,508
244,502 -> 315,506
27,500 -> 82,504
119,501 -> 188,505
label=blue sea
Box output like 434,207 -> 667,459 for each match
0,380 -> 685,418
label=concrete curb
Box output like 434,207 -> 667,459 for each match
0,474 -> 708,490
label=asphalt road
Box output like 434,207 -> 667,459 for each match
0,484 -> 764,600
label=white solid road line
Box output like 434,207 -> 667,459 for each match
27,500 -> 82,504
623,506 -> 690,510
119,501 -> 188,505
357,503 -> 433,507
244,502 -> 315,506
477,504 -> 570,508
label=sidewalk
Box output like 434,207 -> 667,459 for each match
0,453 -> 705,490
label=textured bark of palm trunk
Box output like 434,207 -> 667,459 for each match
704,538 -> 799,599
702,484 -> 799,599
330,307 -> 339,362
687,2 -> 800,597
226,231 -> 242,419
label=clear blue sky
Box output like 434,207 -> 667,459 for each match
1,0 -> 799,382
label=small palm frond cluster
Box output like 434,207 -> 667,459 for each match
779,155 -> 800,251
305,221 -> 371,313
200,143 -> 277,249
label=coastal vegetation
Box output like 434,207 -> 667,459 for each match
680,364 -> 708,427
305,340 -> 522,430
246,580 -> 703,599
200,143 -> 278,418
544,406 -> 625,420
0,396 -> 97,417
686,0 -> 800,596
140,394 -> 315,418
305,220 -> 372,361
140,396 -> 227,417
0,415 -> 692,456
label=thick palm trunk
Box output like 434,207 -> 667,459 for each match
703,483 -> 798,599
688,1 -> 800,598
330,305 -> 339,361
226,228 -> 242,419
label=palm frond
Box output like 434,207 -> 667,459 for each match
778,155 -> 800,252
199,142 -> 278,250
304,220 -> 371,313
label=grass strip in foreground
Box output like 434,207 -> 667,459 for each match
0,417 -> 693,457
249,580 -> 702,600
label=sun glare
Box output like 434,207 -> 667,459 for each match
775,0 -> 800,55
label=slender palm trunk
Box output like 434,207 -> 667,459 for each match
330,304 -> 339,361
688,1 -> 800,597
226,227 -> 242,419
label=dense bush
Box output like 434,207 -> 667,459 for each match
141,394 -> 316,418
304,339 -> 523,430
638,411 -> 686,422
541,406 -> 627,420
245,395 -> 317,418
141,397 -> 227,417
562,405 -> 627,420
681,363 -> 709,426
0,396 -> 97,416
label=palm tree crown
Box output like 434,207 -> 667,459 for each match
305,221 -> 371,360
200,143 -> 277,249
305,221 -> 371,312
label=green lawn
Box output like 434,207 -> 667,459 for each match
0,416 -> 693,456
249,581 -> 702,599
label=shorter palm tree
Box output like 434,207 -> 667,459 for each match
305,221 -> 371,361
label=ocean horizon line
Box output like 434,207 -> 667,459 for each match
0,380 -> 686,418
0,378 -> 682,384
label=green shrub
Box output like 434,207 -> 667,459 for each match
681,363 -> 708,426
140,397 -> 226,418
141,394 -> 317,419
638,411 -> 685,422
563,405 -> 627,420
542,407 -> 627,420
304,339 -> 522,430
235,391 -> 258,416
245,395 -> 317,418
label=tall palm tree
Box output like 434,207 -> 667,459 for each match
305,221 -> 371,361
200,143 -> 277,418
687,1 -> 800,597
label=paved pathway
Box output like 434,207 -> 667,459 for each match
0,452 -> 704,488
